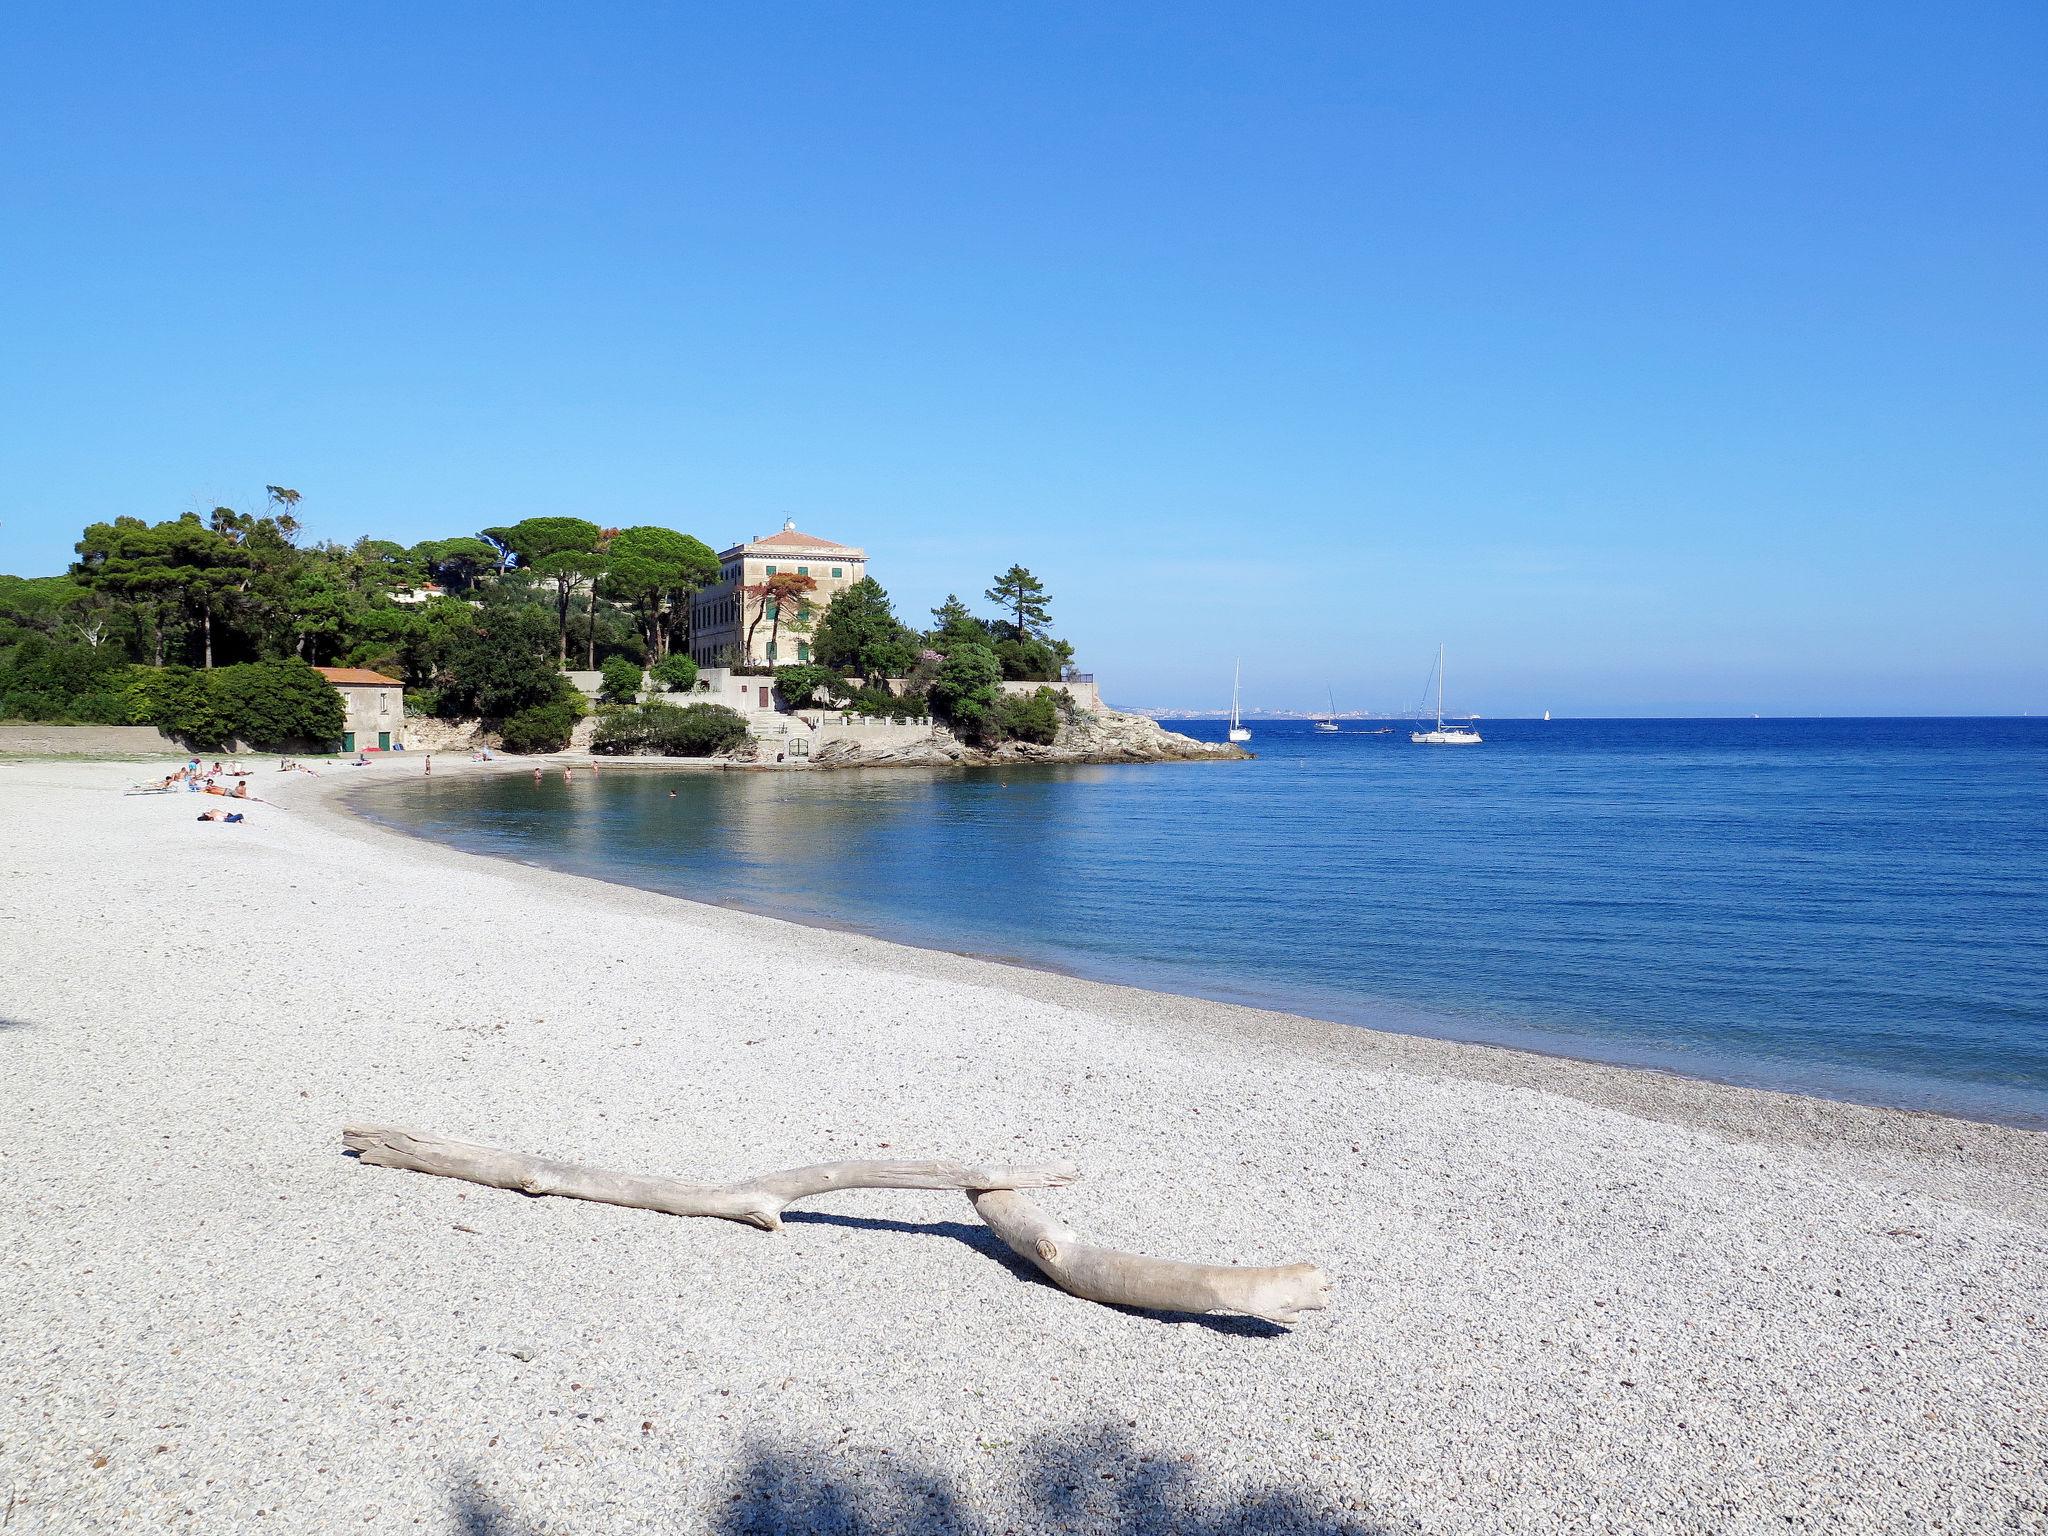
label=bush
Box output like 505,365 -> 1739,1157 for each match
591,702 -> 751,757
994,636 -> 1069,683
498,695 -> 582,754
598,654 -> 643,705
119,658 -> 344,750
928,642 -> 1002,734
0,635 -> 133,724
772,663 -> 841,710
208,659 -> 346,750
992,686 -> 1061,746
649,653 -> 698,693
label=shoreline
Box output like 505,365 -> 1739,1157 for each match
6,754 -> 2046,1532
346,755 -> 2048,1159
323,755 -> 2047,1218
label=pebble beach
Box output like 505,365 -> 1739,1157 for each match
3,756 -> 2044,1534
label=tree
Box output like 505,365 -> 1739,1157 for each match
410,536 -> 499,594
492,517 -> 602,665
72,512 -> 249,668
602,526 -> 720,659
985,565 -> 1051,642
743,572 -> 817,663
437,604 -> 566,718
812,576 -> 917,680
927,641 -> 1003,734
927,593 -> 992,654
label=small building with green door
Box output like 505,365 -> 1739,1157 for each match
314,667 -> 406,752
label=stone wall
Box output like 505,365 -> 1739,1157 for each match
0,724 -> 182,756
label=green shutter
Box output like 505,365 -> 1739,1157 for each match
797,642 -> 810,662
764,564 -> 776,575
766,641 -> 778,662
831,567 -> 842,578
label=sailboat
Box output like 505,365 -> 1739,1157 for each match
1312,685 -> 1341,732
1227,660 -> 1251,743
1411,646 -> 1483,745
1542,710 -> 1551,722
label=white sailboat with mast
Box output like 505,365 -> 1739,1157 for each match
1411,645 -> 1482,745
1228,660 -> 1251,743
1312,684 -> 1340,732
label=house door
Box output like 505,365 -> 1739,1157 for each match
758,686 -> 770,708
378,731 -> 391,750
342,732 -> 355,752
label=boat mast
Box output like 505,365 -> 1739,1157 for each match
1232,659 -> 1242,730
1436,644 -> 1445,730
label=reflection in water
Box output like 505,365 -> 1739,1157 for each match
364,718 -> 2048,1125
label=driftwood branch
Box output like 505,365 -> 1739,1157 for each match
342,1125 -> 1331,1326
343,1124 -> 1079,1231
970,1188 -> 1333,1326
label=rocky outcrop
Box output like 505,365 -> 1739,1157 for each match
804,708 -> 1246,769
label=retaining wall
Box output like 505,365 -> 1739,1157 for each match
0,724 -> 182,756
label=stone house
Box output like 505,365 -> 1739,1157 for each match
314,667 -> 406,752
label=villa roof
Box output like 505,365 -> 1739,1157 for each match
722,518 -> 863,558
313,667 -> 404,687
751,528 -> 855,551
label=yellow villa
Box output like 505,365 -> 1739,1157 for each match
688,518 -> 869,668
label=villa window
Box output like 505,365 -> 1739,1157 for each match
764,564 -> 777,576
797,642 -> 810,662
831,567 -> 842,578
766,641 -> 778,662
766,602 -> 780,621
797,565 -> 808,575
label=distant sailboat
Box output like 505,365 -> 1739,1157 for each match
1543,709 -> 1551,722
1228,660 -> 1251,743
1312,685 -> 1340,732
1411,646 -> 1483,745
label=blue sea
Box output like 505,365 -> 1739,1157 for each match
364,718 -> 2048,1127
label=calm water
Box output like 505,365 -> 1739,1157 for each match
364,719 -> 2048,1126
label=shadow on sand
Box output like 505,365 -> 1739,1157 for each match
450,1425 -> 1391,1535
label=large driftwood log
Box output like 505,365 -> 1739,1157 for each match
342,1125 -> 1331,1326
970,1188 -> 1332,1326
343,1124 -> 1079,1231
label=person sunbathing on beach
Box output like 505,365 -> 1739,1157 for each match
232,781 -> 249,799
195,809 -> 244,822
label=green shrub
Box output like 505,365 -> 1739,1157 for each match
208,659 -> 346,750
598,654 -> 643,704
993,636 -> 1068,683
498,695 -> 582,754
120,657 -> 343,750
405,686 -> 443,718
928,642 -> 1002,734
591,702 -> 751,757
992,686 -> 1061,746
649,653 -> 698,693
0,635 -> 133,724
772,663 -> 841,710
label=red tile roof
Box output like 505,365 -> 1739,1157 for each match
313,667 -> 403,687
750,528 -> 855,551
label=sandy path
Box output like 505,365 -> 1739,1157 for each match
2,757 -> 2043,1534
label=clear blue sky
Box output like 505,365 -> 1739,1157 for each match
2,4 -> 2041,715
